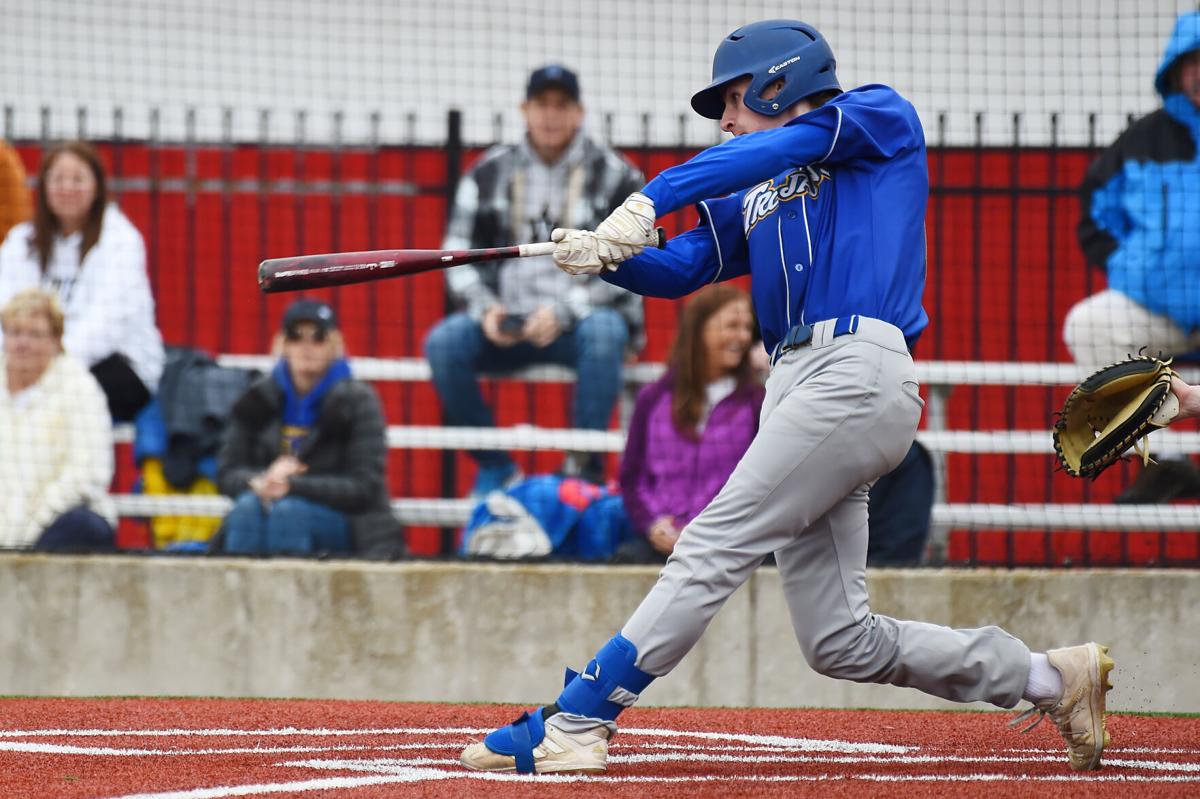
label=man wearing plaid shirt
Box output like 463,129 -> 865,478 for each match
425,65 -> 645,497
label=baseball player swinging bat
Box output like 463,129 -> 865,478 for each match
258,230 -> 666,293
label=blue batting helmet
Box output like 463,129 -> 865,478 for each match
690,20 -> 841,120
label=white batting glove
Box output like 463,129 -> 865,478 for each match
595,192 -> 657,261
551,228 -> 619,275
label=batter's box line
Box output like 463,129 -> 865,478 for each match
0,724 -> 911,754
0,740 -> 469,757
99,767 -> 1200,798
278,752 -> 1200,774
0,726 -> 492,739
1003,746 -> 1200,756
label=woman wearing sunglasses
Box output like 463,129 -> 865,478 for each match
214,299 -> 403,559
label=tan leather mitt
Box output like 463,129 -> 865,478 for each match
1053,355 -> 1180,479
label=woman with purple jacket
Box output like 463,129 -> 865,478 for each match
616,284 -> 764,561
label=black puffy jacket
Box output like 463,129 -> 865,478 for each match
217,374 -> 404,559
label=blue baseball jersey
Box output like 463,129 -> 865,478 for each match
604,84 -> 929,354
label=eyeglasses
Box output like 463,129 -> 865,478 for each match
284,327 -> 329,343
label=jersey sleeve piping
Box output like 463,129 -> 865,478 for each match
698,199 -> 727,284
817,106 -> 843,163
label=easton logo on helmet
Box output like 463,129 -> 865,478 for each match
768,55 -> 803,74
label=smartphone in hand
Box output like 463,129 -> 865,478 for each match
499,314 -> 526,336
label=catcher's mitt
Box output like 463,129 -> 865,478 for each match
1053,355 -> 1181,479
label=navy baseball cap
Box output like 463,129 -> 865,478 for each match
282,299 -> 338,333
527,64 -> 580,101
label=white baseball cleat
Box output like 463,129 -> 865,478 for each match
460,720 -> 610,774
1009,642 -> 1114,771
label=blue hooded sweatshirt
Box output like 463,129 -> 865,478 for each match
1078,12 -> 1200,331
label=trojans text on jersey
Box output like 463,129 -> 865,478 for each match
741,166 -> 831,236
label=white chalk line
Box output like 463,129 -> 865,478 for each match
614,752 -> 1200,773
618,726 -> 909,754
0,741 -> 467,757
103,768 -> 1200,798
616,742 -> 894,753
10,741 -> 1193,775
1006,746 -> 1200,755
2,723 -> 1191,799
6,725 -> 1197,773
0,740 -> 903,758
0,726 -> 491,738
0,725 -> 906,754
279,752 -> 1200,774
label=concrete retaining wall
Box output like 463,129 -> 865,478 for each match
2,555 -> 1196,712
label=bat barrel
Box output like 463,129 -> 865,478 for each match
258,251 -> 433,293
257,243 -> 554,294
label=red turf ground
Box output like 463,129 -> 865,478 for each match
0,698 -> 1196,798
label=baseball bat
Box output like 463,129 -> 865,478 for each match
258,242 -> 556,293
258,229 -> 666,293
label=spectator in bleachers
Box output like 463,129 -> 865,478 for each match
0,288 -> 116,551
866,440 -> 935,565
0,140 -> 164,422
216,299 -> 403,559
614,285 -> 764,562
0,140 -> 31,243
425,64 -> 645,497
1065,11 -> 1200,503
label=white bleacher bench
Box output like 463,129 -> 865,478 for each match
109,357 -> 1200,533
109,494 -> 1200,532
212,355 -> 1200,388
114,422 -> 1200,457
214,354 -> 667,385
112,356 -> 1200,456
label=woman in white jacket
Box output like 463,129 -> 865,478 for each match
0,140 -> 163,420
0,288 -> 116,550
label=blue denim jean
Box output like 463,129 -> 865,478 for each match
222,492 -> 351,556
423,309 -> 629,466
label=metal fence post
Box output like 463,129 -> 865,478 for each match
439,108 -> 464,555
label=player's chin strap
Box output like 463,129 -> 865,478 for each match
481,634 -> 655,774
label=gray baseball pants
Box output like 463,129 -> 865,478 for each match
621,317 -> 1030,708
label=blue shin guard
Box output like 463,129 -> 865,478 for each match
557,634 -> 655,722
480,634 -> 655,774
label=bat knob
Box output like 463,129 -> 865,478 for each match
654,226 -> 668,249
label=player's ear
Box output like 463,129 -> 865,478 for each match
762,77 -> 786,101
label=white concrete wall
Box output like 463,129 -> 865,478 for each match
2,555 -> 1196,713
0,0 -> 1194,146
